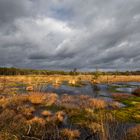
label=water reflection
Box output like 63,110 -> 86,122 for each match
35,82 -> 140,98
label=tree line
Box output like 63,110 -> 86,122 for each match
0,67 -> 139,75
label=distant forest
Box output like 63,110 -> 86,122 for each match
0,67 -> 140,75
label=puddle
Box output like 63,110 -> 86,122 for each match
35,82 -> 140,97
116,87 -> 137,93
37,84 -> 95,97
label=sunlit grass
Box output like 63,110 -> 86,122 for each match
0,75 -> 140,139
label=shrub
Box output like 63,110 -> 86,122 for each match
132,88 -> 140,97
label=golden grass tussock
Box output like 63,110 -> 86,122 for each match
44,110 -> 66,123
61,94 -> 107,109
27,92 -> 58,105
109,101 -> 123,109
26,116 -> 46,125
0,132 -> 19,140
45,93 -> 58,106
0,109 -> 16,126
0,97 -> 8,108
0,95 -> 28,109
0,92 -> 59,111
88,98 -> 107,109
55,111 -> 66,122
26,85 -> 34,91
28,92 -> 47,104
86,122 -> 102,133
126,125 -> 140,140
41,110 -> 52,117
61,128 -> 80,140
69,79 -> 76,85
18,105 -> 35,118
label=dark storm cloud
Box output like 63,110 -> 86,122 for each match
0,0 -> 33,25
0,0 -> 140,70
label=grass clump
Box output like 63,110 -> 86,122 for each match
125,125 -> 140,140
61,128 -> 80,140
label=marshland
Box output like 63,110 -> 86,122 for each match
0,68 -> 140,140
1,0 -> 140,139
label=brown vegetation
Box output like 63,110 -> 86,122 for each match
126,125 -> 140,140
61,128 -> 80,140
132,88 -> 140,97
0,74 -> 140,140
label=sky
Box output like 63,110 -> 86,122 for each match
0,0 -> 140,71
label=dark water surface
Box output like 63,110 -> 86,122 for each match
36,82 -> 140,98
